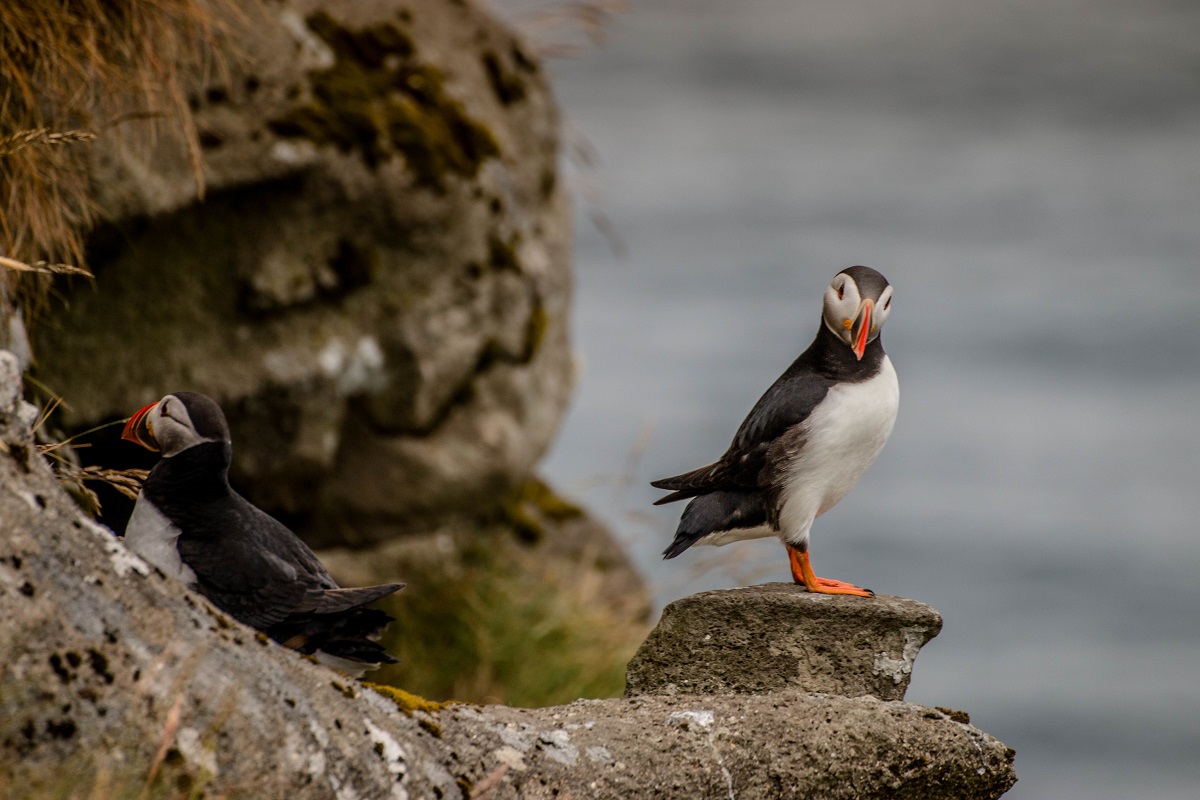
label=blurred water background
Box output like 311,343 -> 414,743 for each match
526,1 -> 1200,798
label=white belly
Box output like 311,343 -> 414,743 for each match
124,496 -> 198,585
693,523 -> 777,548
777,356 -> 898,546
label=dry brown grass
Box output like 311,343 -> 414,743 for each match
0,0 -> 245,323
28,384 -> 148,515
496,0 -> 630,58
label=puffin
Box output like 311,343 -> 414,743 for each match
121,391 -> 403,676
652,266 -> 898,597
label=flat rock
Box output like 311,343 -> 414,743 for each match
626,583 -> 943,700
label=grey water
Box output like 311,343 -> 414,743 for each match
534,1 -> 1200,798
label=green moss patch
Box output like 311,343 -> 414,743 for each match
269,12 -> 500,190
501,477 -> 583,543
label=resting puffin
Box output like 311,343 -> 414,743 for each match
652,266 -> 898,597
121,391 -> 402,675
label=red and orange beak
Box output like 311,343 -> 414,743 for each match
850,298 -> 874,361
121,401 -> 161,452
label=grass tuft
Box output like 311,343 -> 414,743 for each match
0,0 -> 247,327
365,532 -> 645,708
25,383 -> 147,515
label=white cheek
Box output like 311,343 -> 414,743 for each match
156,418 -> 195,455
838,300 -> 860,327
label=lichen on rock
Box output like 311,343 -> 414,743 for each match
268,11 -> 501,189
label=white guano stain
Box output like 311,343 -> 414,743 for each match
80,518 -> 150,577
328,775 -> 362,800
492,745 -> 528,772
263,336 -> 385,394
537,729 -> 578,766
270,140 -> 316,165
585,745 -> 614,765
666,710 -> 735,800
307,717 -> 329,777
364,718 -> 409,800
317,336 -> 386,394
14,489 -> 40,511
279,9 -> 335,69
666,710 -> 713,731
176,727 -> 219,777
496,721 -> 537,751
873,627 -> 928,684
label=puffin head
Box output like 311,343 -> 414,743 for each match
822,265 -> 894,360
121,392 -> 231,457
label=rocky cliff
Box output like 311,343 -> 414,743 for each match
29,0 -> 648,703
37,0 -> 573,541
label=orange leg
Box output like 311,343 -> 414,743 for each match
786,545 -> 873,598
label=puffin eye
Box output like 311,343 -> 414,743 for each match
836,283 -> 844,300
884,296 -> 891,310
161,399 -> 170,417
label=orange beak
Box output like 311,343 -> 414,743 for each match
121,401 -> 161,452
850,298 -> 874,360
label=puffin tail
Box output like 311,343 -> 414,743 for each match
662,490 -> 769,558
270,588 -> 404,675
310,583 -> 404,615
651,462 -> 724,505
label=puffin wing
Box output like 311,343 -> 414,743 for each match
176,498 -> 336,629
652,363 -> 833,504
178,531 -> 311,629
307,584 -> 404,615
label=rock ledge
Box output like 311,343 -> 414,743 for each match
626,582 -> 943,700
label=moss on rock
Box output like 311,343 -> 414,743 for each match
363,684 -> 454,716
501,476 -> 584,543
269,11 -> 500,190
482,50 -> 528,107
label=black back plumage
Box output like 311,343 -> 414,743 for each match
143,437 -> 401,665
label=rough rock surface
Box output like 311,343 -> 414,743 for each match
34,0 -> 574,545
626,583 -> 943,700
440,693 -> 1016,800
0,358 -> 1016,798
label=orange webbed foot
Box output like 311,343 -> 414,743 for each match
787,545 -> 874,598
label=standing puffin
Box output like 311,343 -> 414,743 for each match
652,266 -> 898,597
121,391 -> 403,675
